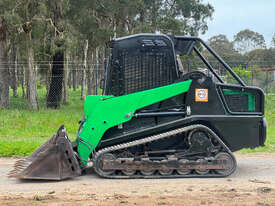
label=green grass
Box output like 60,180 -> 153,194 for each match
0,87 -> 84,156
0,88 -> 274,157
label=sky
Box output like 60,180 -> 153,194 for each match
200,0 -> 275,47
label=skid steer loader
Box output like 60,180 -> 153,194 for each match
9,34 -> 266,180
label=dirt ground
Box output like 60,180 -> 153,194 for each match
0,153 -> 275,206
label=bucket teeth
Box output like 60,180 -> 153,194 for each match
15,160 -> 25,164
14,166 -> 26,171
14,159 -> 29,169
15,162 -> 27,167
8,158 -> 30,177
8,170 -> 21,177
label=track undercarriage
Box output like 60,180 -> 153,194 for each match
94,124 -> 236,178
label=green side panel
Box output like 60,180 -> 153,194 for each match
223,89 -> 255,111
77,80 -> 192,165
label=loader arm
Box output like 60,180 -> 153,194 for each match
77,80 -> 192,165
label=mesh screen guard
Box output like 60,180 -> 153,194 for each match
105,34 -> 179,96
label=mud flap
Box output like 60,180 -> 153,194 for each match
8,125 -> 82,180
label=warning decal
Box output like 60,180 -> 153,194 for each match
195,89 -> 208,102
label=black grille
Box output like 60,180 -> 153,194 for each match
105,34 -> 178,96
122,51 -> 175,94
224,94 -> 249,112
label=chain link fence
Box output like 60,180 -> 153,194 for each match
6,62 -> 105,109
183,60 -> 275,94
4,60 -> 275,110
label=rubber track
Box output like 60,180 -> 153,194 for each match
93,124 -> 237,178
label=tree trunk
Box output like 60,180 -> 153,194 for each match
46,0 -> 65,108
68,64 -> 72,89
63,50 -> 69,104
46,51 -> 64,108
46,62 -> 51,98
98,47 -> 105,94
72,59 -> 77,91
26,32 -> 38,110
10,43 -> 18,97
152,1 -> 157,32
21,65 -> 26,98
0,17 -> 9,108
87,49 -> 95,95
94,47 -> 100,94
81,40 -> 88,100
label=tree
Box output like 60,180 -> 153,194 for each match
158,0 -> 214,35
271,33 -> 275,48
1,0 -> 216,110
9,42 -> 18,97
208,34 -> 234,54
81,39 -> 88,100
2,0 -> 49,110
0,0 -> 17,108
202,34 -> 243,70
0,17 -> 9,108
46,0 -> 68,108
233,29 -> 266,54
246,49 -> 266,67
24,21 -> 39,110
128,0 -> 214,35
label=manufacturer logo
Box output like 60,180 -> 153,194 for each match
195,89 -> 208,102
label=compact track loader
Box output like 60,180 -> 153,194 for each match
9,34 -> 266,180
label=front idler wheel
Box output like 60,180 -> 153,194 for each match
97,153 -> 116,176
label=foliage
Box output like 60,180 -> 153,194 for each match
156,0 -> 214,35
204,34 -> 242,69
67,0 -> 214,41
226,65 -> 252,85
233,29 -> 266,54
208,34 -> 235,54
271,33 -> 275,48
